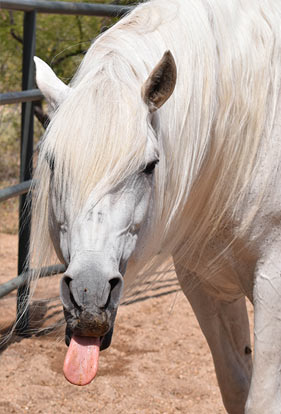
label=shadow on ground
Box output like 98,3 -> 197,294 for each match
0,274 -> 180,353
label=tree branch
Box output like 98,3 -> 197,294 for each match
52,49 -> 86,67
10,28 -> 23,44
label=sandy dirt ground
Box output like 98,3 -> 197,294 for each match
0,232 -> 254,414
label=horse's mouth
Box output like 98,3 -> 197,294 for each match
63,309 -> 116,385
65,325 -> 114,351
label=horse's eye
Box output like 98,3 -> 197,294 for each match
45,152 -> 55,172
142,160 -> 159,175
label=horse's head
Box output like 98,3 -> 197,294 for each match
34,51 -> 176,385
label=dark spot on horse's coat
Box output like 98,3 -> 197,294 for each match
245,346 -> 252,354
87,210 -> 93,221
84,288 -> 88,292
130,64 -> 139,80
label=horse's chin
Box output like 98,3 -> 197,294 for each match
65,325 -> 114,351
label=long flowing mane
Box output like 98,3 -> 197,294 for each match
31,0 -> 281,296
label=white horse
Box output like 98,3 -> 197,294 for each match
31,0 -> 281,412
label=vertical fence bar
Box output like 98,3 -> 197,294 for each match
16,10 -> 36,335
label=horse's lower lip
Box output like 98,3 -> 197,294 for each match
65,328 -> 104,347
65,325 -> 114,350
100,326 -> 114,351
65,325 -> 72,347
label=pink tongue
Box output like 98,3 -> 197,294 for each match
63,335 -> 100,386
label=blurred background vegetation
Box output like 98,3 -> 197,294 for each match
0,0 -> 136,234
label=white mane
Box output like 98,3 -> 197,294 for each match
31,0 -> 281,294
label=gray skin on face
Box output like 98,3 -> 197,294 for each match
49,172 -> 155,348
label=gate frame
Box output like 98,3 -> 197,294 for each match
0,0 -> 133,335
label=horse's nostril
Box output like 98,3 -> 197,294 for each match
108,276 -> 123,307
61,275 -> 82,311
101,277 -> 122,310
60,270 -> 123,313
109,277 -> 119,291
64,276 -> 71,289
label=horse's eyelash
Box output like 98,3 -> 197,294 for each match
142,159 -> 159,174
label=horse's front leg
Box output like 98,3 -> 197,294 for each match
174,263 -> 252,414
245,243 -> 281,414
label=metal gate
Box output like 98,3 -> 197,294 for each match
0,0 -> 132,335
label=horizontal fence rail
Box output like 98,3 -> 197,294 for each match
0,180 -> 32,202
0,89 -> 43,105
0,0 -> 132,16
0,264 -> 66,298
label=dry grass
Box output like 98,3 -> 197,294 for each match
0,104 -> 44,234
0,105 -> 20,234
0,189 -> 18,234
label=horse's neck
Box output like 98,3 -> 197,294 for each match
235,85 -> 281,238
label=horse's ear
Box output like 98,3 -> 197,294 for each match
142,50 -> 177,112
34,56 -> 70,111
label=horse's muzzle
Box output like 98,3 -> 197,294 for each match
60,262 -> 123,350
63,307 -> 111,337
